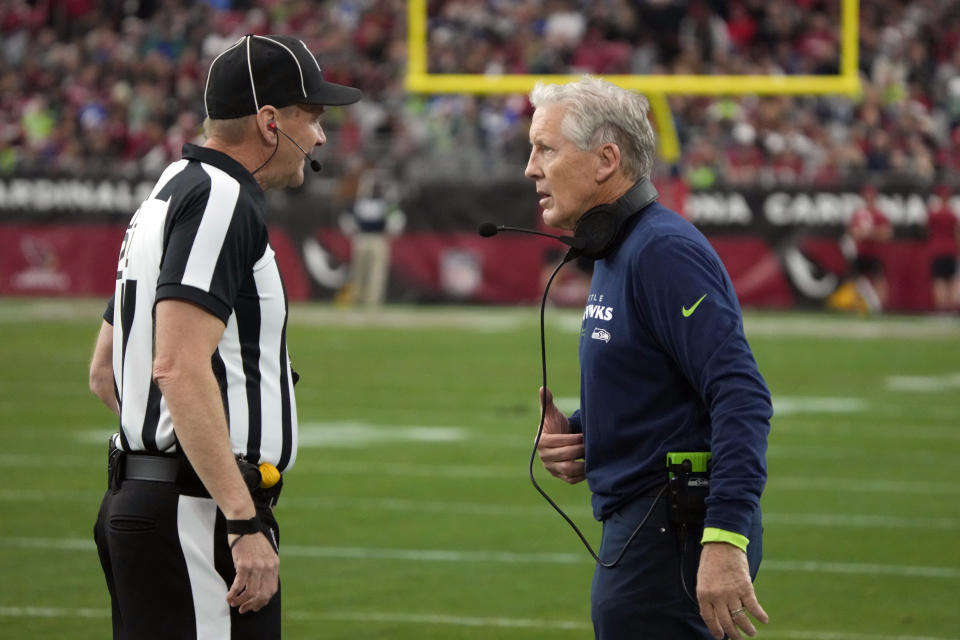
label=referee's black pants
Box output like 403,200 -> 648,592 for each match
94,478 -> 281,639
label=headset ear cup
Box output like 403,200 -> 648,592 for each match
573,179 -> 660,259
574,205 -> 623,259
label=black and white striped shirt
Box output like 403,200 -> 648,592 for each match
106,143 -> 298,472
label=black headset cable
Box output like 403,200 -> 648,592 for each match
251,132 -> 280,176
530,249 -> 666,568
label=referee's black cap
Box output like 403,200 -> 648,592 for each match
204,34 -> 362,120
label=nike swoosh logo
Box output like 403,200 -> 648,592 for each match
682,294 -> 708,318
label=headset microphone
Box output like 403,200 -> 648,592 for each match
476,222 -> 586,252
268,122 -> 322,172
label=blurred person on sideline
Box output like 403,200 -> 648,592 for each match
845,184 -> 893,312
340,167 -> 405,308
526,76 -> 771,640
87,35 -> 360,639
926,184 -> 960,311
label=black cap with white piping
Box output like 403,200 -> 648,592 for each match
204,34 -> 362,120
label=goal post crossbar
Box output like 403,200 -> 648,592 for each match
405,0 -> 860,161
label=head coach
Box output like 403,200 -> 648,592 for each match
526,76 -> 772,639
87,35 -> 360,639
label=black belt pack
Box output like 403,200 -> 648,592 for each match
666,451 -> 711,525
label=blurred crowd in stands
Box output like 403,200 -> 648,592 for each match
2,0 -> 960,188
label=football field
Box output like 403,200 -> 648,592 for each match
1,299 -> 958,639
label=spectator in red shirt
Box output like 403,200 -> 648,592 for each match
926,185 -> 960,311
725,2 -> 756,52
846,184 -> 893,311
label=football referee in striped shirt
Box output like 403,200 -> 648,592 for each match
88,35 -> 360,639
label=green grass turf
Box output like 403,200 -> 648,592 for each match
1,300 -> 958,638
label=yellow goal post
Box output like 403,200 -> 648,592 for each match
405,0 -> 861,162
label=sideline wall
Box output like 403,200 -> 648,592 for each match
0,174 -> 954,311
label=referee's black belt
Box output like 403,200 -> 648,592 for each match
123,453 -> 179,483
115,451 -> 280,507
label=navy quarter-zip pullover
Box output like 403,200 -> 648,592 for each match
570,201 -> 772,539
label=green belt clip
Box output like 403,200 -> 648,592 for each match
666,451 -> 712,477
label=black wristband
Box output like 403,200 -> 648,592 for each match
225,515 -> 262,536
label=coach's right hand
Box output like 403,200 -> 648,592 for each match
537,387 -> 585,484
227,531 -> 279,613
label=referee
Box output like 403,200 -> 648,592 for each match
88,35 -> 360,639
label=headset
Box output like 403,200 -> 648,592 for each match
478,178 -> 658,261
252,121 -> 322,175
479,178 -> 663,568
571,178 -> 659,260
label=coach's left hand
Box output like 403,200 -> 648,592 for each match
696,542 -> 768,640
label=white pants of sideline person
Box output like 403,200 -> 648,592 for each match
351,232 -> 390,307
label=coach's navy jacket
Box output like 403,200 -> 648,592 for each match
569,200 -> 771,540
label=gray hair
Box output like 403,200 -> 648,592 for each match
530,75 -> 655,180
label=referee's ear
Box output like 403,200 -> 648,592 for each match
255,106 -> 280,143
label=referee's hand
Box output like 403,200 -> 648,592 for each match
227,532 -> 279,613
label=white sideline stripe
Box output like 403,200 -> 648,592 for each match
287,550 -> 960,579
300,464 -> 960,496
4,490 -> 957,531
279,497 -> 960,531
772,396 -> 866,415
6,299 -> 960,340
72,424 -> 471,448
297,460 -> 521,478
2,457 -> 959,496
3,537 -> 958,579
4,538 -> 96,551
0,606 -> 110,619
771,423 -> 960,442
289,609 -> 589,630
296,422 -> 468,447
282,544 -> 586,564
0,489 -> 99,501
77,419 -> 960,447
0,454 -> 90,468
0,607 -> 955,640
295,611 -> 958,640
762,513 -> 960,531
885,373 -> 960,392
766,445 -> 956,463
763,560 -> 960,579
769,477 -> 960,496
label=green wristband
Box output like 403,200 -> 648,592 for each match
701,527 -> 749,552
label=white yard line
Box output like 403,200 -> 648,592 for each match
0,606 -> 109,619
0,454 -> 92,468
2,537 -> 957,579
289,610 -> 589,630
4,489 -> 957,530
769,476 -> 960,496
4,299 -> 960,340
2,605 -> 953,639
293,460 -> 522,478
3,449 -> 959,496
770,422 -> 960,441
